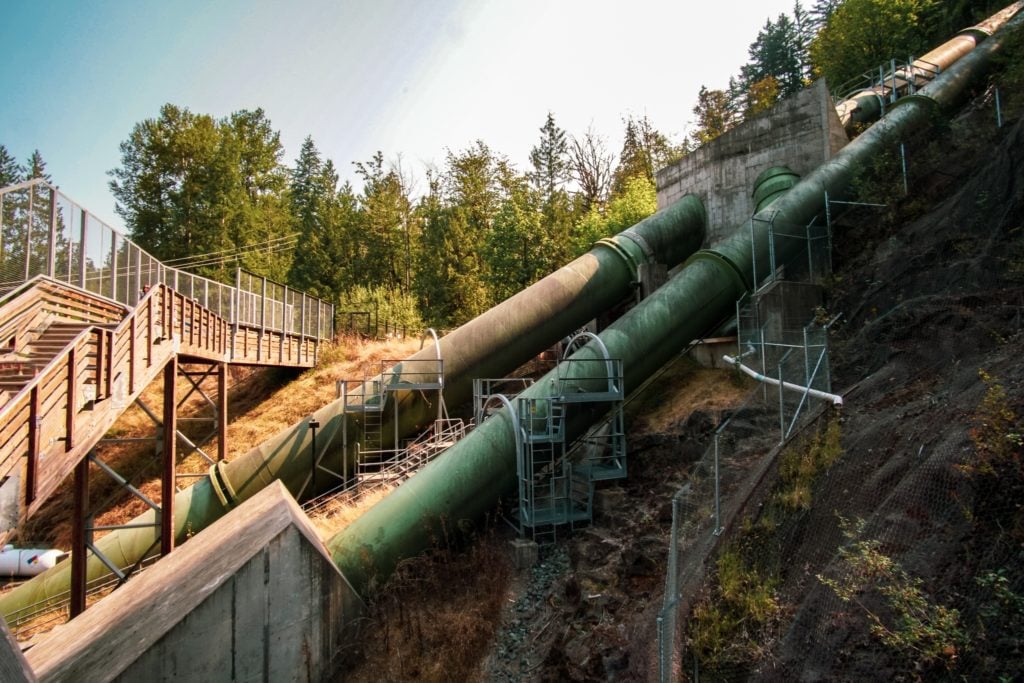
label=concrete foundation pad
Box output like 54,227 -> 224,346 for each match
511,538 -> 538,569
27,481 -> 363,683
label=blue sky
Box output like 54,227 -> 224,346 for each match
1,0 -> 796,232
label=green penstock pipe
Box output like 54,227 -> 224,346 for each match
0,195 -> 706,621
329,234 -> 750,594
834,1 -> 1022,132
328,7 -> 1024,595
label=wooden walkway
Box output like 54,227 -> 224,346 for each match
0,276 -> 326,537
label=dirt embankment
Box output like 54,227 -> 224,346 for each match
341,108 -> 1024,682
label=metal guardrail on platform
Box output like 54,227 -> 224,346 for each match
0,179 -> 333,340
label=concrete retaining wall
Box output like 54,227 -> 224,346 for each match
656,79 -> 848,245
27,481 -> 363,682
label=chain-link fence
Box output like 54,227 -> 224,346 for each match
0,179 -> 333,339
656,360 -> 834,681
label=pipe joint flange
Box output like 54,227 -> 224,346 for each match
684,249 -> 751,293
958,27 -> 991,42
619,228 -> 656,265
890,93 -> 939,112
594,236 -> 643,281
208,461 -> 239,510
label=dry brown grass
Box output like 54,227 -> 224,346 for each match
306,485 -> 394,541
339,527 -> 514,683
629,358 -> 755,433
17,335 -> 421,550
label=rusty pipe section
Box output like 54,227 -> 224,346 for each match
835,1 -> 1023,131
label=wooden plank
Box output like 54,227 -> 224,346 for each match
0,402 -> 31,446
0,433 -> 28,481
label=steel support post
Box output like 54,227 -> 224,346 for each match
24,186 -> 32,281
259,276 -> 266,362
70,457 -> 89,618
218,362 -> 228,461
162,358 -> 176,556
47,187 -> 57,278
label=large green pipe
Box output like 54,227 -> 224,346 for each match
835,2 -> 1022,132
328,8 -> 1024,595
0,195 -> 706,621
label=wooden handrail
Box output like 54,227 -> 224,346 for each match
0,278 -> 323,537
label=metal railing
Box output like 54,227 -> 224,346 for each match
832,56 -> 941,110
0,179 -> 333,340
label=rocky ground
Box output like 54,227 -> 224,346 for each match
480,102 -> 1024,681
340,96 -> 1024,682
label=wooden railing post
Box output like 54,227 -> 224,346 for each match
95,329 -> 105,400
105,329 -> 113,399
146,296 -> 154,367
66,346 -> 77,452
26,387 -> 39,505
128,316 -> 136,394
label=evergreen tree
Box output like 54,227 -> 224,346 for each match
413,142 -> 498,326
741,14 -> 805,98
354,151 -> 411,291
611,115 -> 682,198
809,0 -> 843,30
221,109 -> 291,280
793,1 -> 815,82
691,86 -> 739,146
810,0 -> 938,90
25,150 -> 50,182
0,146 -> 25,276
0,146 -> 23,187
287,136 -> 343,297
529,112 -> 570,197
529,112 -> 573,269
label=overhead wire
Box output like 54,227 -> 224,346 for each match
160,232 -> 299,266
175,240 -> 298,271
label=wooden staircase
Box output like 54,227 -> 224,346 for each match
0,276 -> 328,544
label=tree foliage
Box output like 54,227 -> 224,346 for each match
0,146 -> 22,187
692,86 -> 739,146
741,13 -> 807,98
568,126 -> 615,212
809,0 -> 939,91
109,104 -> 292,281
611,114 -> 683,197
